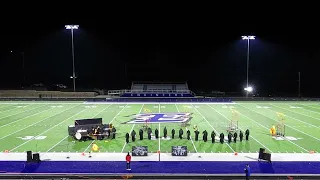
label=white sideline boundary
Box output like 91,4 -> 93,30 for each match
83,102 -> 236,104
0,152 -> 319,162
0,102 -> 236,105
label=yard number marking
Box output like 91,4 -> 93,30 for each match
17,136 -> 47,140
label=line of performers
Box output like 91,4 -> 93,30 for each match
124,126 -> 250,144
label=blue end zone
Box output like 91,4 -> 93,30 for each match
1,161 -> 320,174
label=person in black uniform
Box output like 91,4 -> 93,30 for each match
239,130 -> 244,142
96,126 -> 102,140
211,131 -> 216,143
202,130 -> 205,141
179,128 -> 183,139
245,129 -> 250,141
147,127 -> 152,140
228,132 -> 232,143
195,130 -> 199,141
125,132 -> 129,143
131,130 -> 136,142
139,129 -> 143,140
112,127 -> 116,139
155,128 -> 159,139
164,127 -> 167,138
220,133 -> 224,144
171,129 -> 175,139
187,129 -> 190,140
203,130 -> 208,142
90,127 -> 95,135
233,132 -> 238,143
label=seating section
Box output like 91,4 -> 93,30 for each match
105,97 -> 232,102
0,90 -> 97,98
122,82 -> 194,97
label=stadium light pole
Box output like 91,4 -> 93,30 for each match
242,35 -> 255,98
65,25 -> 79,92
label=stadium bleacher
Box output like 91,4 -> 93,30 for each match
0,90 -> 97,98
119,82 -> 195,98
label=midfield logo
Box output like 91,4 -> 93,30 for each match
124,113 -> 192,124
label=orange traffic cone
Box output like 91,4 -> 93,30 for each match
82,152 -> 85,156
234,152 -> 238,156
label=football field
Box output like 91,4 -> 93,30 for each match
0,101 -> 320,154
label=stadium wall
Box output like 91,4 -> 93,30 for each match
0,97 -> 319,102
0,90 -> 97,98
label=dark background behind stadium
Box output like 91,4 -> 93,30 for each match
0,6 -> 319,97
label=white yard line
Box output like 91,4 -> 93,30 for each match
0,104 -> 81,141
0,104 -> 16,111
269,104 -> 320,126
298,105 -> 320,115
158,122 -> 161,152
175,104 -> 198,153
0,107 -> 53,129
207,104 -> 273,153
303,104 -> 320,110
0,106 -> 19,114
10,108 -> 88,151
237,104 -> 309,152
191,104 -> 235,153
158,103 -> 161,152
121,125 -> 136,153
121,104 -> 145,153
46,135 -> 69,152
0,104 -> 47,120
45,104 -> 113,153
109,104 -> 128,124
247,104 -> 320,142
84,140 -> 95,152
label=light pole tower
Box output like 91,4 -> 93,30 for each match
242,35 -> 255,98
65,25 -> 79,92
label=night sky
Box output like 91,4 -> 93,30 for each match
1,8 -> 319,97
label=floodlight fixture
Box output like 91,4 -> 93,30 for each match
65,25 -> 79,30
244,86 -> 253,92
242,35 -> 255,40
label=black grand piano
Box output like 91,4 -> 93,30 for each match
68,118 -> 115,141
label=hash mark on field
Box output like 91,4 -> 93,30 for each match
249,151 -> 251,153
293,151 -> 296,153
301,151 -> 304,153
278,151 -> 281,153
286,151 -> 288,153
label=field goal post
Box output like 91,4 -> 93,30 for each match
142,118 -> 150,131
227,109 -> 239,132
276,112 -> 285,137
180,107 -> 191,128
141,108 -> 151,131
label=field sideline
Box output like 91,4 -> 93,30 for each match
0,101 -> 320,154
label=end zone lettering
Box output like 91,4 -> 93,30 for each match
125,113 -> 192,124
